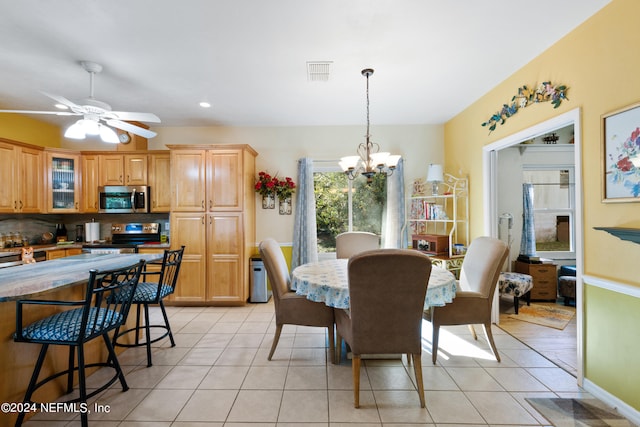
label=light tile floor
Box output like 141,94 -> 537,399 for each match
25,300 -> 601,426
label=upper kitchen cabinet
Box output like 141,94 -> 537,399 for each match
81,154 -> 99,213
148,152 -> 171,212
98,153 -> 148,186
45,150 -> 81,213
0,139 -> 44,213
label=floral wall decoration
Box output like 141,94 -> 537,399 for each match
254,171 -> 297,212
481,81 -> 569,133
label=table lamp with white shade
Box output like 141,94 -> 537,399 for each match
427,164 -> 444,195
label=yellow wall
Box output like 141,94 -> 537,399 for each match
0,115 -> 62,147
445,0 -> 639,411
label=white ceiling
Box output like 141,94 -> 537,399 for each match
0,0 -> 610,130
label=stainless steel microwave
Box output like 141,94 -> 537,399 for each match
98,186 -> 150,213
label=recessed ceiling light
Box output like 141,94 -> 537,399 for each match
199,101 -> 211,108
54,103 -> 68,110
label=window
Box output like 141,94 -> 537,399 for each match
523,167 -> 575,255
314,170 -> 386,254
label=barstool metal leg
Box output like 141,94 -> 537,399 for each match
159,300 -> 175,347
16,344 -> 48,426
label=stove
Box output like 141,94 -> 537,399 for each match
83,222 -> 161,254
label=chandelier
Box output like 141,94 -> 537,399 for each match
340,68 -> 400,183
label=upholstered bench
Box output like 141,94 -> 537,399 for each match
498,272 -> 533,314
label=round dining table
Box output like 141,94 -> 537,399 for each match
291,258 -> 457,310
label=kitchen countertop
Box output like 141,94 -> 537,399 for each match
0,242 -> 170,258
0,252 -> 164,302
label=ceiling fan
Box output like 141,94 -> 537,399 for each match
0,61 -> 160,142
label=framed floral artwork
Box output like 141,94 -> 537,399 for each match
602,102 -> 640,202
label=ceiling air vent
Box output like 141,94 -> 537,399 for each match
307,61 -> 332,82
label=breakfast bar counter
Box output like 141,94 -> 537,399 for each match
0,252 -> 163,426
0,252 -> 163,301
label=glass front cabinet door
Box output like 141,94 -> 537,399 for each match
47,152 -> 80,212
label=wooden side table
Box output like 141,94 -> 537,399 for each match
515,260 -> 557,301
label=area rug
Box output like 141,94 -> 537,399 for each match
526,398 -> 635,426
508,303 -> 575,330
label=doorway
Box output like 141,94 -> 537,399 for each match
482,107 -> 584,384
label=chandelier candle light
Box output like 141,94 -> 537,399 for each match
340,68 -> 400,183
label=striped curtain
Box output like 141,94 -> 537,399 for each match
291,158 -> 318,271
519,183 -> 537,257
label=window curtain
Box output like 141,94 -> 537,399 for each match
291,158 -> 318,270
519,183 -> 537,257
381,157 -> 406,249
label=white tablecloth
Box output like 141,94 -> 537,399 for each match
291,258 -> 457,309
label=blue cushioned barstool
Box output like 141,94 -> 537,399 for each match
498,272 -> 533,314
13,260 -> 145,427
113,246 -> 184,367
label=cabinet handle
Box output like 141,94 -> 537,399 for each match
209,200 -> 212,209
201,216 -> 205,225
127,174 -> 130,183
209,216 -> 212,225
202,200 -> 205,209
120,175 -> 123,183
75,202 -> 78,210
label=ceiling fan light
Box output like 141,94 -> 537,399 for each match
81,119 -> 100,135
64,121 -> 86,139
99,124 -> 120,143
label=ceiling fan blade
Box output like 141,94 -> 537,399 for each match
0,109 -> 78,116
107,111 -> 161,123
41,91 -> 82,110
106,119 -> 157,138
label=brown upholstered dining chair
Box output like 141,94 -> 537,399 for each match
335,249 -> 432,408
430,236 -> 509,364
335,231 -> 379,259
259,238 -> 335,361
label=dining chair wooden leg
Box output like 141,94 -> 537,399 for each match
335,333 -> 342,364
268,324 -> 283,360
327,325 -> 335,364
412,353 -> 426,408
468,324 -> 478,340
352,354 -> 361,408
431,324 -> 440,364
482,323 -> 501,362
406,353 -> 412,365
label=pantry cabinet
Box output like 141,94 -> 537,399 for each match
0,140 -> 44,213
168,144 -> 257,305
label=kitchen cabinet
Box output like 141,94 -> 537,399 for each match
515,261 -> 558,301
99,153 -> 148,186
169,213 -> 207,302
148,152 -> 171,212
81,154 -> 99,212
0,140 -> 44,213
168,144 -> 257,305
46,248 -> 82,260
46,151 -> 80,213
170,149 -> 206,211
